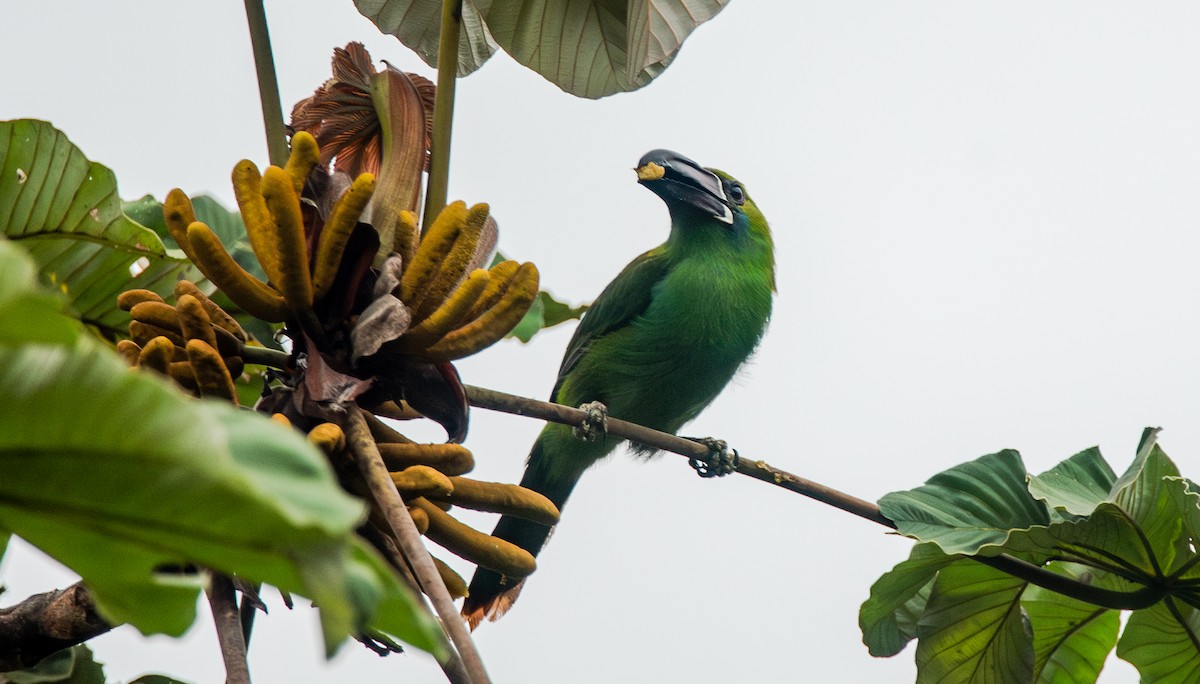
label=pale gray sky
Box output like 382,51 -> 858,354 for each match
6,1 -> 1200,681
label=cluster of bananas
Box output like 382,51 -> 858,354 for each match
115,280 -> 245,403
116,132 -> 555,605
160,131 -> 538,363
283,413 -> 555,596
388,202 -> 539,362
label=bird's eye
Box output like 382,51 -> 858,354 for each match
728,183 -> 745,206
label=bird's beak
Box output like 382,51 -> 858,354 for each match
635,149 -> 734,225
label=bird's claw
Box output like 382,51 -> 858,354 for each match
688,437 -> 738,478
573,401 -> 609,443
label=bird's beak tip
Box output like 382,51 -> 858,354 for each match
635,161 -> 667,182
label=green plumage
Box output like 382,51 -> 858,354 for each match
463,151 -> 776,627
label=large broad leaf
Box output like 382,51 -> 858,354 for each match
860,543 -> 958,657
915,561 -> 1033,684
869,434 -> 1200,683
0,120 -> 204,338
356,0 -> 732,98
0,238 -> 77,346
1023,563 -> 1120,684
476,0 -> 732,98
879,450 -> 1051,556
1028,447 -> 1117,520
354,0 -> 498,76
1117,598 -> 1200,684
0,244 -> 442,656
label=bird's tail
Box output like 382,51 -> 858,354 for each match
461,437 -> 583,629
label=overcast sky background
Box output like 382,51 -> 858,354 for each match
5,1 -> 1200,682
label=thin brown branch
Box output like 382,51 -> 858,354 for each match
463,384 -> 1169,612
0,581 -> 112,672
207,573 -> 252,684
342,406 -> 488,684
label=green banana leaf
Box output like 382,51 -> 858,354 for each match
0,120 -> 205,339
0,239 -> 443,657
358,0 -> 731,98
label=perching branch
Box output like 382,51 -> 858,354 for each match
422,0 -> 463,232
207,573 -> 252,684
0,582 -> 112,672
242,0 -> 289,167
342,406 -> 488,684
463,384 -> 1168,612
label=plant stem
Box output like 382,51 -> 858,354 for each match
463,384 -> 1168,612
342,407 -> 489,684
241,345 -> 291,369
207,573 -> 252,684
422,0 -> 463,232
242,0 -> 289,167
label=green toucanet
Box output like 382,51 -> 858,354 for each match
462,149 -> 776,627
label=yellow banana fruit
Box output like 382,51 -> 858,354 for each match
393,209 -> 420,272
419,262 -> 539,361
231,160 -> 284,285
174,280 -> 246,342
390,465 -> 454,498
399,201 -> 467,305
130,321 -> 185,348
137,336 -> 175,374
117,289 -> 164,312
434,477 -> 560,527
176,294 -> 218,350
168,361 -> 198,391
186,339 -> 236,402
129,301 -> 182,333
407,505 -> 431,535
163,189 -> 199,263
186,221 -> 289,323
116,339 -> 141,366
464,260 -> 520,321
411,498 -> 536,578
260,166 -> 313,312
313,173 -> 376,300
378,443 -> 474,476
307,422 -> 346,455
398,268 -> 490,349
432,556 -> 468,599
410,203 -> 489,321
284,131 -> 320,194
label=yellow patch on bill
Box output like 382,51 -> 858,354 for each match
635,161 -> 666,181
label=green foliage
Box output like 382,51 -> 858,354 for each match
1025,565 -> 1120,684
0,644 -> 104,684
863,429 -> 1200,683
509,291 -> 588,343
0,120 -> 205,338
0,241 -> 443,657
0,644 -> 191,684
356,0 -> 731,98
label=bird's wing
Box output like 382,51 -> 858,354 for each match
551,246 -> 671,399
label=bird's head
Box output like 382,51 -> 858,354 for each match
634,149 -> 764,234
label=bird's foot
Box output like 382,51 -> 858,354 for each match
573,401 -> 609,442
686,437 -> 739,478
